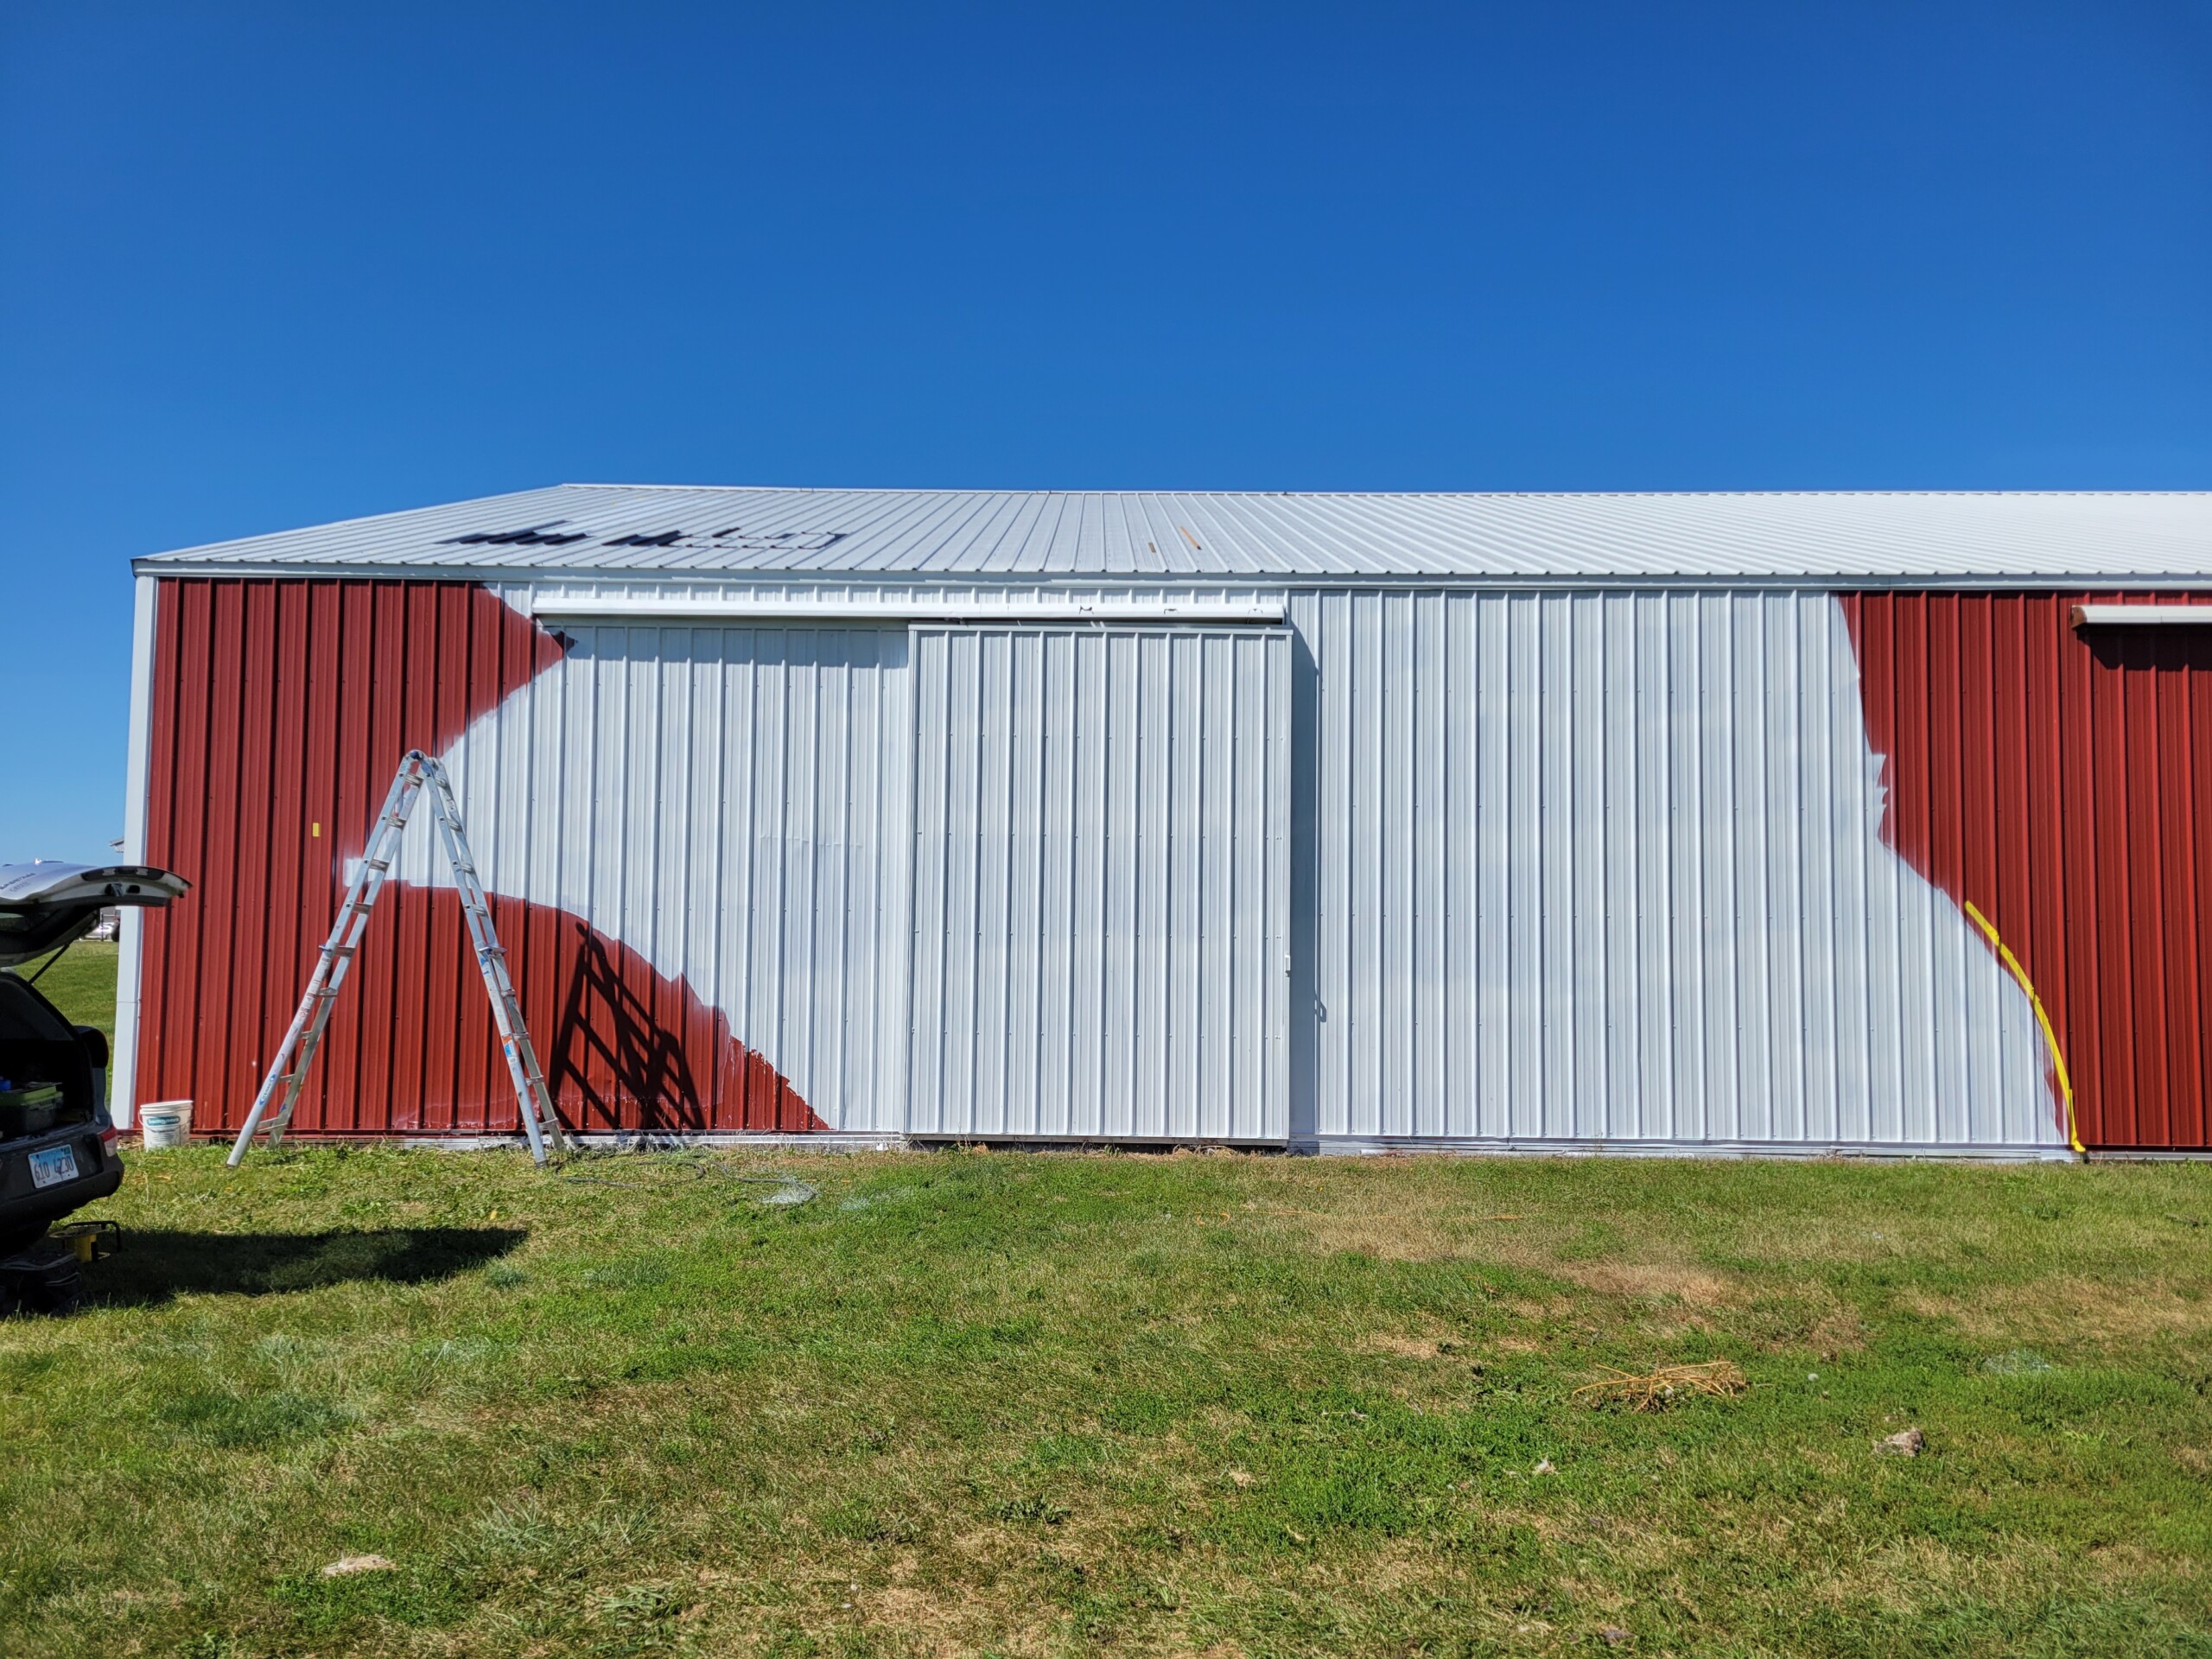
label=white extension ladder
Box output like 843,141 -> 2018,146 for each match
228,749 -> 569,1166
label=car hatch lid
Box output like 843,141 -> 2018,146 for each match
0,863 -> 191,966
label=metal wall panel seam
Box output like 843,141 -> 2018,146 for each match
1611,594 -> 1643,1141
1568,593 -> 1604,1138
950,628 -> 982,1131
1637,594 -> 1675,1141
1141,633 -> 1170,1135
1796,598 -> 1834,1142
1470,595 -> 1504,1135
908,628 -> 941,1134
1831,595 -> 1873,1144
880,634 -> 914,1136
679,632 -> 715,1115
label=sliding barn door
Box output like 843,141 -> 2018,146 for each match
907,625 -> 1292,1141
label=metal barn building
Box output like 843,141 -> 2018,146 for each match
115,486 -> 2212,1159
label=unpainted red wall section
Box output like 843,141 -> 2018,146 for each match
135,578 -> 819,1137
1844,593 -> 2212,1150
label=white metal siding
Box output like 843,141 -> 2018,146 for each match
1296,590 -> 2064,1151
421,624 -> 913,1131
388,590 -> 2063,1153
908,626 -> 1292,1140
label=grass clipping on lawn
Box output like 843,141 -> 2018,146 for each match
1572,1357 -> 1749,1411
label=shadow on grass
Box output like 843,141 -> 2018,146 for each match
86,1227 -> 526,1307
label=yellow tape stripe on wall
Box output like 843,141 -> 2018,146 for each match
1963,900 -> 2086,1155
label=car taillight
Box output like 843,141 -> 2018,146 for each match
100,1124 -> 123,1148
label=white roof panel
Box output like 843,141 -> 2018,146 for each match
135,483 -> 2212,585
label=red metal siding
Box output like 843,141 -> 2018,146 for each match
136,578 -> 820,1138
1844,593 -> 2212,1150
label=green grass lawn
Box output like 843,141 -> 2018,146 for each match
16,938 -> 119,1044
3,1146 -> 2210,1656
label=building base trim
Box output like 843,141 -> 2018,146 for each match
391,1131 -> 909,1153
1304,1134 -> 2082,1163
207,1130 -> 2121,1163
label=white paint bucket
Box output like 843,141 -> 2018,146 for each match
140,1100 -> 193,1150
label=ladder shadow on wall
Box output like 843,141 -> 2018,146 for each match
547,922 -> 708,1134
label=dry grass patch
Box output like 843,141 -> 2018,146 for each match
1900,1274 -> 2212,1347
1279,1205 -> 1467,1263
1267,1171 -> 1754,1313
1358,1332 -> 1457,1359
1814,1534 -> 2181,1618
858,1584 -> 1042,1657
1806,1307 -> 1870,1357
1558,1261 -> 1739,1306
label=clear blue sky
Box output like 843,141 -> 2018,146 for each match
3,3 -> 2209,861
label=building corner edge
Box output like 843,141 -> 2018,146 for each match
109,573 -> 159,1130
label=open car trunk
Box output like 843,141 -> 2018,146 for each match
0,861 -> 188,1130
0,863 -> 190,1255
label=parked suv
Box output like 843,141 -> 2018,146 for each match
1,861 -> 189,1258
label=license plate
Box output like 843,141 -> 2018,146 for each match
28,1144 -> 79,1191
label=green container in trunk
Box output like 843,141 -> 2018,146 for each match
0,1084 -> 63,1140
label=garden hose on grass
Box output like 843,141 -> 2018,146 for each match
557,1148 -> 816,1208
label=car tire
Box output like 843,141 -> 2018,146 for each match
25,1269 -> 81,1317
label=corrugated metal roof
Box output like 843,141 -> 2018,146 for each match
136,483 -> 2212,584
